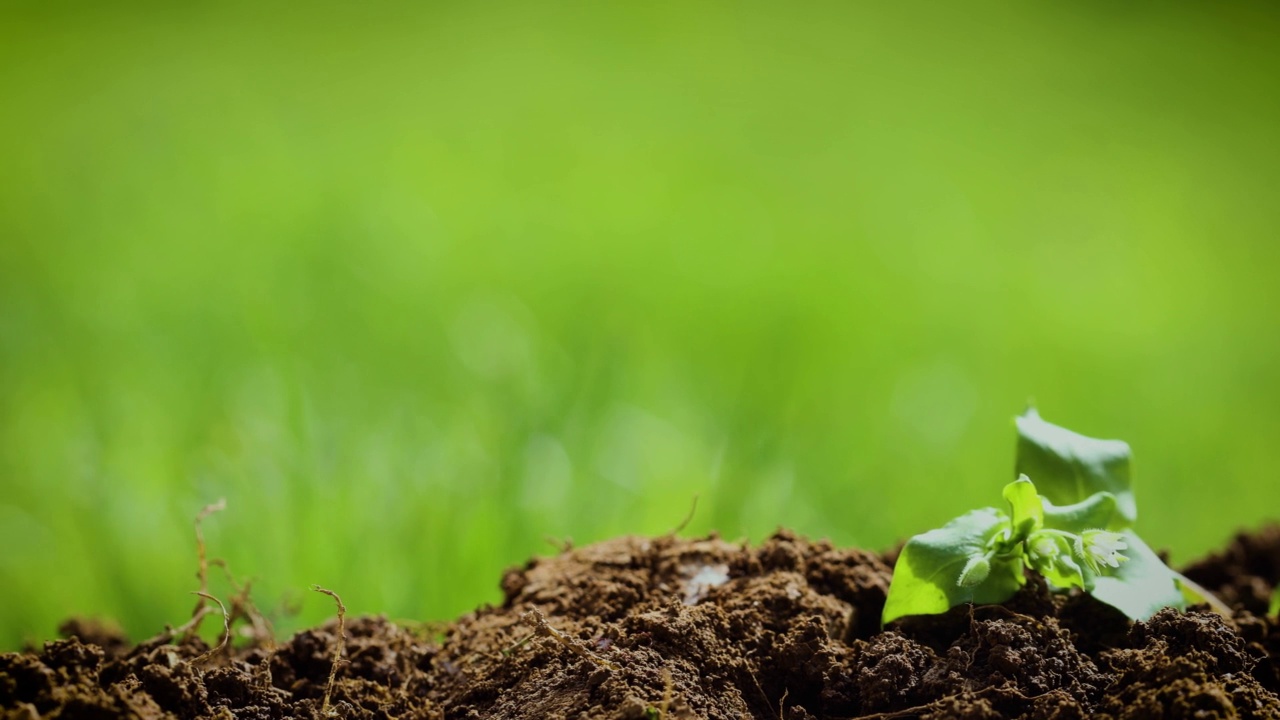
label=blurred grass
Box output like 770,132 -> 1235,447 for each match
2,0 -> 1280,648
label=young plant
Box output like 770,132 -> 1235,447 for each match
882,409 -> 1206,625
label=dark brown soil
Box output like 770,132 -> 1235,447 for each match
5,528 -> 1280,719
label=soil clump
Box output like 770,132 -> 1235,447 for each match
4,528 -> 1280,719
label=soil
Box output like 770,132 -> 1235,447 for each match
4,526 -> 1280,720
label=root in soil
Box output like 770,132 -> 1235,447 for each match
4,527 -> 1280,719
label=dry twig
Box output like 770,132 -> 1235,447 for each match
190,592 -> 231,664
311,585 -> 347,716
522,608 -> 618,671
667,495 -> 700,537
210,558 -> 276,647
657,668 -> 675,717
186,498 -> 227,638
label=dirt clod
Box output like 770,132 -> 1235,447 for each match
4,528 -> 1280,718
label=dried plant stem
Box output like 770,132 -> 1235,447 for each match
210,558 -> 276,648
502,631 -> 537,656
522,608 -> 618,671
147,606 -> 215,647
186,498 -> 227,638
311,585 -> 347,716
668,495 -> 699,536
190,592 -> 231,664
657,668 -> 674,717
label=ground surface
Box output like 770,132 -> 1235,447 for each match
3,527 -> 1280,719
7,2 -> 1280,650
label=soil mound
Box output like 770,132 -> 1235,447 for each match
4,528 -> 1280,719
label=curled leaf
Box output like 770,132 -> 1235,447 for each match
1041,491 -> 1119,535
882,508 -> 1023,625
1015,409 -> 1135,527
1003,475 -> 1044,542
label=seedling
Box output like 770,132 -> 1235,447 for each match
883,409 -> 1222,625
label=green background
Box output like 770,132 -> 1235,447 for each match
2,1 -> 1278,649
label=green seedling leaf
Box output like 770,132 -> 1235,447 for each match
1173,573 -> 1233,616
1087,530 -> 1185,620
1177,578 -> 1207,609
1003,475 -> 1043,541
1015,408 -> 1135,527
882,508 -> 1024,625
1026,531 -> 1087,591
1041,491 -> 1119,535
1270,586 -> 1280,618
